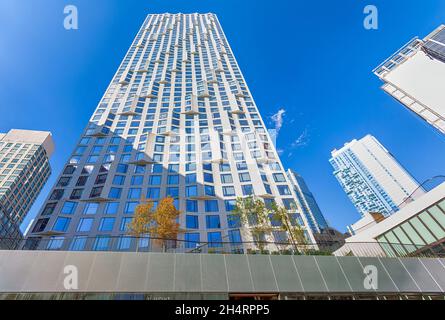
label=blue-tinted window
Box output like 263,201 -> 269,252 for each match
225,200 -> 236,212
277,185 -> 291,195
205,200 -> 219,212
116,164 -> 128,174
167,175 -> 179,185
152,164 -> 163,173
77,218 -> 93,232
93,236 -> 110,251
186,200 -> 198,212
204,173 -> 214,183
184,233 -> 200,249
105,202 -> 119,215
242,185 -> 253,196
227,214 -> 241,228
186,185 -> 197,197
166,187 -> 179,197
206,215 -> 221,229
146,187 -> 160,199
108,188 -> 122,199
120,217 -> 133,232
186,215 -> 199,229
149,175 -> 162,185
124,201 -> 139,214
61,201 -> 77,215
70,237 -> 87,251
131,176 -> 143,185
205,185 -> 215,196
186,173 -> 197,184
207,232 -> 223,247
112,175 -> 125,185
128,188 -> 142,199
228,230 -> 242,243
53,217 -> 71,232
99,218 -> 115,232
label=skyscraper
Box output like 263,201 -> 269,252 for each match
0,129 -> 54,249
26,13 -> 315,252
330,135 -> 424,218
287,169 -> 329,234
374,25 -> 445,135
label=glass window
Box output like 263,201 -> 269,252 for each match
409,217 -> 437,244
207,232 -> 223,247
277,185 -> 291,195
120,217 -> 133,232
184,233 -> 200,249
228,230 -> 242,243
206,215 -> 221,229
168,175 -> 179,185
242,185 -> 253,196
128,188 -> 142,199
83,203 -> 99,215
70,237 -> 87,251
227,214 -> 241,228
108,188 -> 122,199
221,174 -> 233,184
205,200 -> 219,212
166,187 -> 179,197
61,201 -> 77,215
186,215 -> 199,229
99,217 -> 115,232
149,175 -> 162,185
131,176 -> 143,185
186,185 -> 198,197
105,202 -> 119,215
93,236 -> 111,251
53,217 -> 71,232
239,173 -> 251,182
223,186 -> 236,197
204,173 -> 214,183
225,200 -> 236,212
125,201 -> 139,214
147,187 -> 160,199
419,211 -> 445,239
77,218 -> 94,232
186,200 -> 198,212
186,173 -> 196,184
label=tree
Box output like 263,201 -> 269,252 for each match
233,196 -> 308,254
151,197 -> 182,251
127,197 -> 181,252
270,202 -> 307,253
233,196 -> 272,253
127,200 -> 154,237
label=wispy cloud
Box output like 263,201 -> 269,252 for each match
270,109 -> 286,134
290,129 -> 310,149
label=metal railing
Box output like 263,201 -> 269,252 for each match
0,235 -> 441,258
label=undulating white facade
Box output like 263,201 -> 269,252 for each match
330,135 -> 424,218
25,13 -> 315,252
374,25 -> 445,135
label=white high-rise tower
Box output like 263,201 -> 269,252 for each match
330,135 -> 424,218
26,13 -> 315,252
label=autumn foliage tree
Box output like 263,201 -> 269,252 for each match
128,196 -> 182,252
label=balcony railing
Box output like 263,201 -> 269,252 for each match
0,236 -> 441,258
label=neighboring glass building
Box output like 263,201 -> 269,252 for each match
0,130 -> 54,249
330,135 -> 424,218
374,25 -> 445,135
25,13 -> 315,252
287,169 -> 329,233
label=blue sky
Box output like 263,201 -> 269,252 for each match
1,0 -> 445,233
